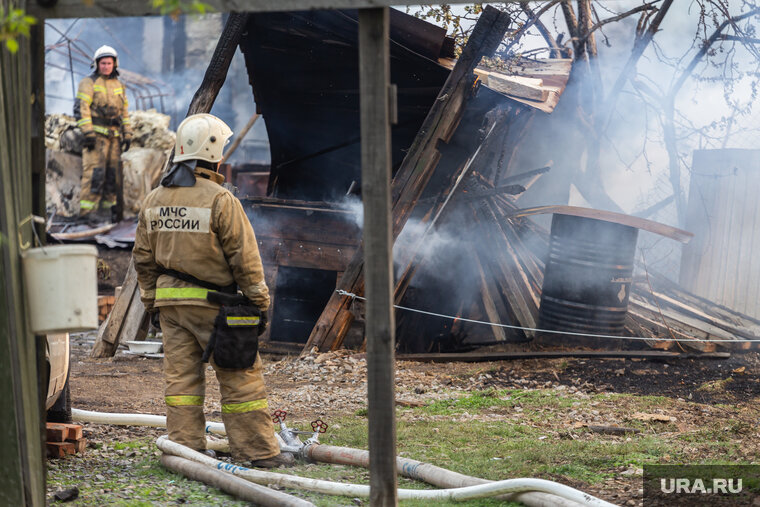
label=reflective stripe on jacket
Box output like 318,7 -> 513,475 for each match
133,167 -> 270,311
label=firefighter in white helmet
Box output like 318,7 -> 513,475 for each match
75,45 -> 132,222
133,114 -> 292,468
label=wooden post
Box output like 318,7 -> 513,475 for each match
30,20 -> 51,476
359,8 -> 397,505
0,11 -> 46,504
187,13 -> 250,116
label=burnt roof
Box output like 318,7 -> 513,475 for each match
240,9 -> 456,201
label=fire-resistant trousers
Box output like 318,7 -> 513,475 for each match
158,305 -> 280,461
79,134 -> 122,216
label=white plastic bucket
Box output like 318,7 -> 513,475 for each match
21,244 -> 99,334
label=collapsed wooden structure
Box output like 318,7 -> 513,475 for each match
93,7 -> 760,360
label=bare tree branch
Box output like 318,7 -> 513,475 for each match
661,5 -> 760,227
667,7 -> 760,104
502,0 -> 563,55
519,2 -> 562,58
560,0 -> 581,57
600,0 -> 675,130
583,2 -> 659,42
718,34 -> 760,44
579,0 -> 596,56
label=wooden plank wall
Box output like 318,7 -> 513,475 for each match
0,12 -> 46,505
680,149 -> 760,319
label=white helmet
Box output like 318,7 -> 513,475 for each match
174,114 -> 233,164
93,45 -> 118,68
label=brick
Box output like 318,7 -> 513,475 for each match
48,422 -> 83,442
65,425 -> 83,441
46,442 -> 75,458
46,423 -> 67,442
74,438 -> 87,454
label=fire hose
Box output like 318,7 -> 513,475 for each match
72,408 -> 618,506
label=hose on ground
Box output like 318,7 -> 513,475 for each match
306,444 -> 585,507
73,408 -> 617,506
157,436 -> 618,506
72,408 -> 226,435
160,454 -> 314,507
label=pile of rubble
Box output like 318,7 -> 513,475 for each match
45,109 -> 176,152
129,110 -> 176,151
263,348 -> 476,417
45,110 -> 175,218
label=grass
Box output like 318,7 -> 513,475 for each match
696,377 -> 734,392
47,386 -> 760,506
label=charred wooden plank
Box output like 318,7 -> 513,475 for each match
644,270 -> 760,330
471,247 -> 508,343
397,350 -> 731,362
187,14 -> 251,116
630,295 -> 746,348
642,288 -> 760,343
474,198 -> 539,334
628,300 -> 720,353
258,238 -> 357,272
92,258 -> 138,357
507,205 -> 694,243
624,313 -> 677,351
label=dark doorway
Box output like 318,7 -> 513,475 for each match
270,267 -> 337,343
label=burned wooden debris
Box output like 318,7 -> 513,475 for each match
304,6 -> 513,353
84,7 -> 760,360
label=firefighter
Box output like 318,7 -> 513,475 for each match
132,113 -> 292,468
75,45 -> 132,223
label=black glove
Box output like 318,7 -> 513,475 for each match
258,310 -> 268,336
150,309 -> 161,330
122,138 -> 131,152
83,132 -> 96,151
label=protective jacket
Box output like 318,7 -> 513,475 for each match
133,167 -> 270,312
76,72 -> 132,139
133,165 -> 278,462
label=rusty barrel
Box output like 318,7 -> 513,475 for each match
538,214 -> 638,340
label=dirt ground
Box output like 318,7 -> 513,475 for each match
70,333 -> 760,420
89,245 -> 760,416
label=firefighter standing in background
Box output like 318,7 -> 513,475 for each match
76,45 -> 132,222
132,114 -> 292,468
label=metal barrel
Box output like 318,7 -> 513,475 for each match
538,214 -> 638,341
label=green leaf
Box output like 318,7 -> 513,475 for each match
6,38 -> 18,53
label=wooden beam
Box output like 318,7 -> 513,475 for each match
0,18 -> 45,505
359,8 -> 397,505
187,13 -> 251,116
484,73 -> 548,102
507,205 -> 694,243
31,19 -> 50,479
91,258 -> 139,357
30,0 -> 417,19
471,248 -> 508,342
397,350 -> 731,362
304,5 -> 512,353
258,238 -> 356,271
